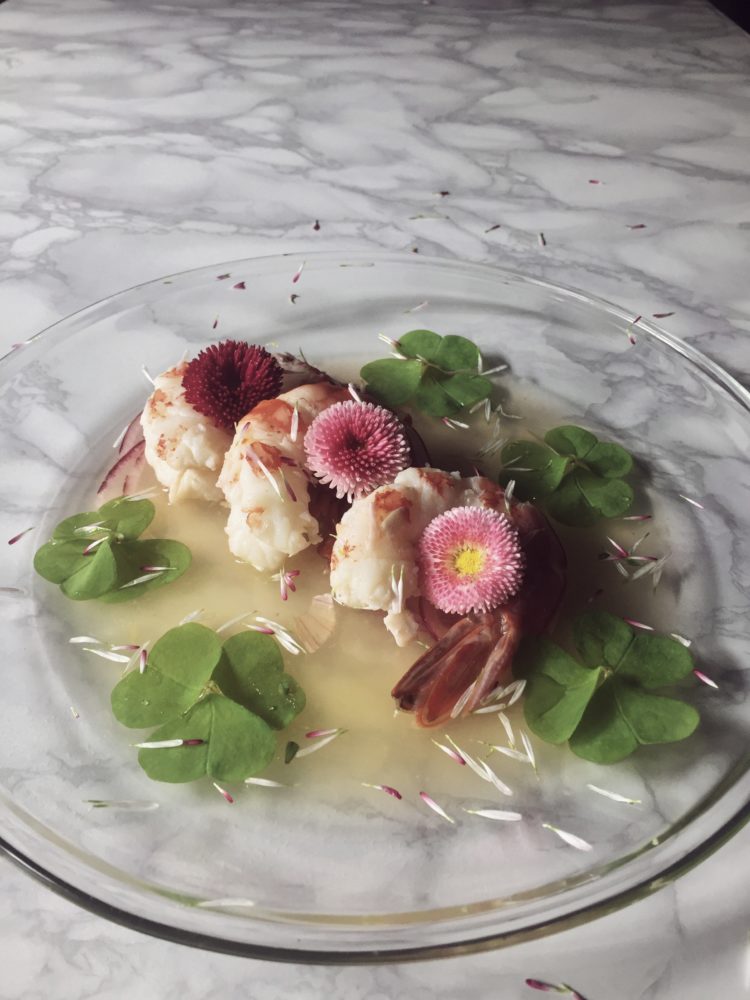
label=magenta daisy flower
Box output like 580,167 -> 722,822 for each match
418,507 -> 525,615
304,400 -> 410,500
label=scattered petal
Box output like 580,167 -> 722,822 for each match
216,610 -> 255,633
538,232 -> 547,247
587,783 -> 641,805
694,669 -> 718,689
289,293 -> 299,304
622,617 -> 654,631
133,738 -> 204,749
87,800 -> 160,811
141,365 -> 155,386
292,262 -> 305,284
305,728 -> 339,739
313,220 -> 321,231
490,745 -> 530,763
441,417 -> 470,430
233,281 -> 246,290
69,635 -> 101,645
7,526 -> 34,546
498,711 -> 515,747
290,402 -> 300,442
244,777 -> 287,788
212,782 -> 234,804
295,728 -> 346,757
626,223 -> 647,230
542,822 -> 592,852
463,808 -> 522,822
83,647 -> 131,664
484,223 -> 501,233
119,571 -> 165,589
432,739 -> 466,765
621,514 -> 653,522
404,300 -> 429,314
252,616 -> 305,655
670,633 -> 692,647
525,980 -> 576,995
678,494 -> 705,510
652,312 -> 675,318
362,782 -> 402,800
139,647 -> 149,673
506,678 -> 526,707
520,731 -> 537,771
419,791 -> 455,823
216,273 -> 231,281
69,706 -> 80,719
179,608 -> 205,624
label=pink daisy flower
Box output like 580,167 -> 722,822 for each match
418,507 -> 525,615
304,400 -> 410,500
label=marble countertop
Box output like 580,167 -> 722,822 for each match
1,0 -> 749,996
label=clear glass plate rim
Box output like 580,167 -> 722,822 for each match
3,250 -> 750,415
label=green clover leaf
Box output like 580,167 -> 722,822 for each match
514,637 -> 601,744
137,694 -> 276,784
213,631 -> 306,730
500,425 -> 634,526
519,612 -> 700,763
360,330 -> 496,419
111,623 -> 223,728
109,623 -> 306,787
34,498 -> 191,602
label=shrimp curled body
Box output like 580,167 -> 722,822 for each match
218,382 -> 349,573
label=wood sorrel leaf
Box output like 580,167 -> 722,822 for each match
616,632 -> 694,688
544,425 -> 597,459
412,371 -> 462,417
359,358 -> 424,407
573,611 -> 634,669
568,683 -> 639,763
111,623 -> 222,728
585,442 -> 633,479
213,631 -> 306,730
434,334 -> 481,372
59,539 -> 119,600
440,371 -> 492,408
53,498 -> 154,542
137,694 -> 276,783
525,614 -> 702,763
100,538 -> 191,603
500,441 -> 569,499
502,425 -> 634,527
544,471 -> 633,525
612,683 -> 699,743
570,681 -> 698,763
398,329 -> 443,364
515,637 -> 601,744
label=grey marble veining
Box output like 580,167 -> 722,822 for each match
1,0 -> 749,997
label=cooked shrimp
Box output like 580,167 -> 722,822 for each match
141,363 -> 232,503
330,467 -> 507,646
218,382 -> 350,572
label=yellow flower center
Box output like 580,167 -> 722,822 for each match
452,544 -> 486,578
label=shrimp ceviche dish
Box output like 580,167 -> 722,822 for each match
30,329 -> 710,813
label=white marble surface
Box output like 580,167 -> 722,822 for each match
1,0 -> 749,996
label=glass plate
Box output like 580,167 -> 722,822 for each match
1,252 -> 749,963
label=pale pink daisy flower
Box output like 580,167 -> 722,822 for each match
418,507 -> 525,615
304,400 -> 410,500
